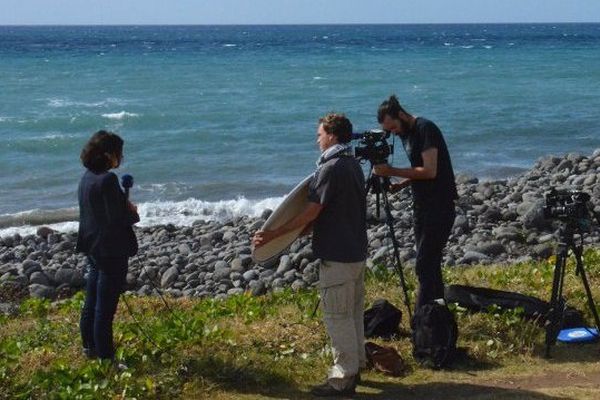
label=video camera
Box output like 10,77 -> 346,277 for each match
352,129 -> 393,165
543,189 -> 597,231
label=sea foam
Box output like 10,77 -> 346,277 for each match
101,111 -> 140,120
0,196 -> 285,237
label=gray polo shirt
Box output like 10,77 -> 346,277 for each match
308,155 -> 368,263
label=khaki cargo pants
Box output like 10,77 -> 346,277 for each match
319,260 -> 367,390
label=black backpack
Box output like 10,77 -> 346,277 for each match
411,301 -> 458,369
363,299 -> 402,339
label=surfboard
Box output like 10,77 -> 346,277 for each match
252,174 -> 313,266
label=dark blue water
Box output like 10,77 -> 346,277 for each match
1,24 -> 599,232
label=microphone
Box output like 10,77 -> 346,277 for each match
121,174 -> 134,200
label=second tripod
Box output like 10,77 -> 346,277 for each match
544,196 -> 600,358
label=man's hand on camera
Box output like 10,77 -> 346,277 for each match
253,230 -> 277,248
373,163 -> 393,177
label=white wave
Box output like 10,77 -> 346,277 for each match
443,42 -> 453,46
0,116 -> 11,122
483,45 -> 493,49
13,133 -> 77,142
223,43 -> 237,47
313,76 -> 325,80
0,221 -> 79,238
136,182 -> 192,197
101,111 -> 140,120
47,97 -> 128,108
0,207 -> 79,238
460,45 -> 474,49
47,98 -> 70,108
0,196 -> 285,238
37,133 -> 77,140
136,196 -> 285,227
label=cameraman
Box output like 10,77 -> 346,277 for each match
76,131 -> 139,363
373,95 -> 457,310
253,114 -> 367,397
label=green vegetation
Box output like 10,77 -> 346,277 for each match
1,249 -> 600,399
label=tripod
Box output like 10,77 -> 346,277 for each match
366,170 -> 413,321
545,219 -> 600,358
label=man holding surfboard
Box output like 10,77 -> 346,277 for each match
253,113 -> 368,397
373,95 -> 458,311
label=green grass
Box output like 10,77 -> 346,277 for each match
1,249 -> 600,399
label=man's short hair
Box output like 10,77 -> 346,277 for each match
377,95 -> 408,123
319,113 -> 353,144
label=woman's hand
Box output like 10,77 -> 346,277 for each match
252,230 -> 277,248
127,200 -> 138,215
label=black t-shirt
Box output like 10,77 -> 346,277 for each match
307,155 -> 368,263
400,117 -> 458,210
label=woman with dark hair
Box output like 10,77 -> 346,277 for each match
76,130 -> 139,362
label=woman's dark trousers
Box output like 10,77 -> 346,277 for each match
80,256 -> 128,360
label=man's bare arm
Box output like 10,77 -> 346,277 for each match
373,148 -> 438,180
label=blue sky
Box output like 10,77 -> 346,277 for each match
1,0 -> 599,25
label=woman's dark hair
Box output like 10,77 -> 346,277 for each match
319,113 -> 353,144
377,95 -> 408,123
80,130 -> 124,173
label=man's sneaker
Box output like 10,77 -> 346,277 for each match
113,361 -> 129,372
310,381 -> 356,397
82,347 -> 97,359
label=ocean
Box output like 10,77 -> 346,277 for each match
1,24 -> 599,236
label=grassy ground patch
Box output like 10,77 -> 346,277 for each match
2,249 -> 600,399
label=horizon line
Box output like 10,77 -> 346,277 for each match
1,21 -> 600,27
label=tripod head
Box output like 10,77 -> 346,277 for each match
366,164 -> 393,219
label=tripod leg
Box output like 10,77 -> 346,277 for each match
573,245 -> 600,334
546,243 -> 568,358
381,188 -> 412,320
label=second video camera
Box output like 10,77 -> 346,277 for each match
543,189 -> 594,231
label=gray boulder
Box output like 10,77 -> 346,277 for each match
29,284 -> 56,300
161,266 -> 179,288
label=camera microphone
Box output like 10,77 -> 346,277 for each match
121,174 -> 134,200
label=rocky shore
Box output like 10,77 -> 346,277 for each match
1,149 -> 599,307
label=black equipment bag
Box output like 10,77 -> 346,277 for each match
444,284 -> 585,329
363,299 -> 402,339
411,301 -> 458,369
